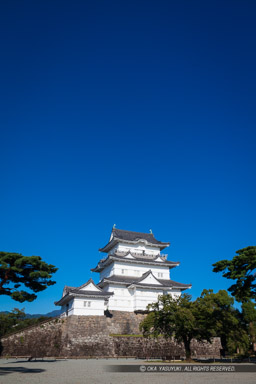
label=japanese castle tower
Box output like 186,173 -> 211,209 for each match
55,228 -> 191,316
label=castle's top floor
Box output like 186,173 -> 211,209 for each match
99,227 -> 170,256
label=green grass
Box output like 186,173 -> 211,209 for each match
109,334 -> 143,338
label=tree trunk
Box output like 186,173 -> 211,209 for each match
183,338 -> 192,361
249,321 -> 256,349
0,268 -> 11,290
221,335 -> 227,355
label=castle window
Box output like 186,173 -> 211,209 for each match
158,272 -> 163,278
84,301 -> 91,307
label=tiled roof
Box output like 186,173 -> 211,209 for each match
77,278 -> 102,291
65,289 -> 113,296
99,228 -> 170,252
136,270 -> 158,283
112,254 -> 177,265
91,254 -> 178,272
98,274 -> 191,290
55,280 -> 113,306
63,285 -> 76,293
112,228 -> 169,246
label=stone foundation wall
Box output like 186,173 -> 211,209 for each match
112,337 -> 221,359
1,318 -> 64,357
1,311 -> 221,358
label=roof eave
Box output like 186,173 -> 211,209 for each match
77,278 -> 103,291
55,293 -> 75,306
98,279 -> 130,288
99,238 -> 170,253
73,293 -> 114,298
110,256 -> 179,268
95,254 -> 179,269
179,285 -> 192,290
99,238 -> 118,253
55,287 -> 115,306
128,284 -> 171,290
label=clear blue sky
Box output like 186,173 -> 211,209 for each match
1,1 -> 255,314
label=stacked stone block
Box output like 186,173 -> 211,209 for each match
1,311 -> 221,359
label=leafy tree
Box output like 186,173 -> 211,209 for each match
0,308 -> 26,337
197,289 -> 249,355
140,294 -> 214,360
212,246 -> 256,302
140,290 -> 250,359
0,252 -> 57,302
0,308 -> 51,338
241,300 -> 256,352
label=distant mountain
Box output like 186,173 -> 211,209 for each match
24,309 -> 61,318
0,309 -> 61,318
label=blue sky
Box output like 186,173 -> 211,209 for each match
0,1 -> 255,314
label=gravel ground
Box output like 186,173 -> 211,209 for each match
0,358 -> 255,384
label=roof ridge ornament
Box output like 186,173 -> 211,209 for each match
113,224 -> 116,229
99,227 -> 170,253
149,229 -> 153,234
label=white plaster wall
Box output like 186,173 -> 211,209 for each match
58,289 -> 183,315
169,289 -> 182,299
133,288 -> 163,311
139,273 -> 161,285
99,264 -> 114,281
133,289 -> 181,311
103,284 -> 182,312
111,242 -> 161,256
72,297 -> 105,316
112,261 -> 170,280
59,288 -> 183,315
81,282 -> 101,291
104,284 -> 134,312
60,298 -> 75,317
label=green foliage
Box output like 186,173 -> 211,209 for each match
0,252 -> 57,302
197,289 -> 249,355
0,308 -> 27,337
140,290 -> 250,358
109,334 -> 143,338
140,293 -> 214,360
241,300 -> 256,350
226,328 -> 250,356
0,308 -> 51,337
242,300 -> 256,323
212,246 -> 256,302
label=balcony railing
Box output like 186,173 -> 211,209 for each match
109,250 -> 168,260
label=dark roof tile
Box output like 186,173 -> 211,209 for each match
98,274 -> 191,290
68,289 -> 113,296
99,228 -> 170,252
112,228 -> 169,246
91,254 -> 179,272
